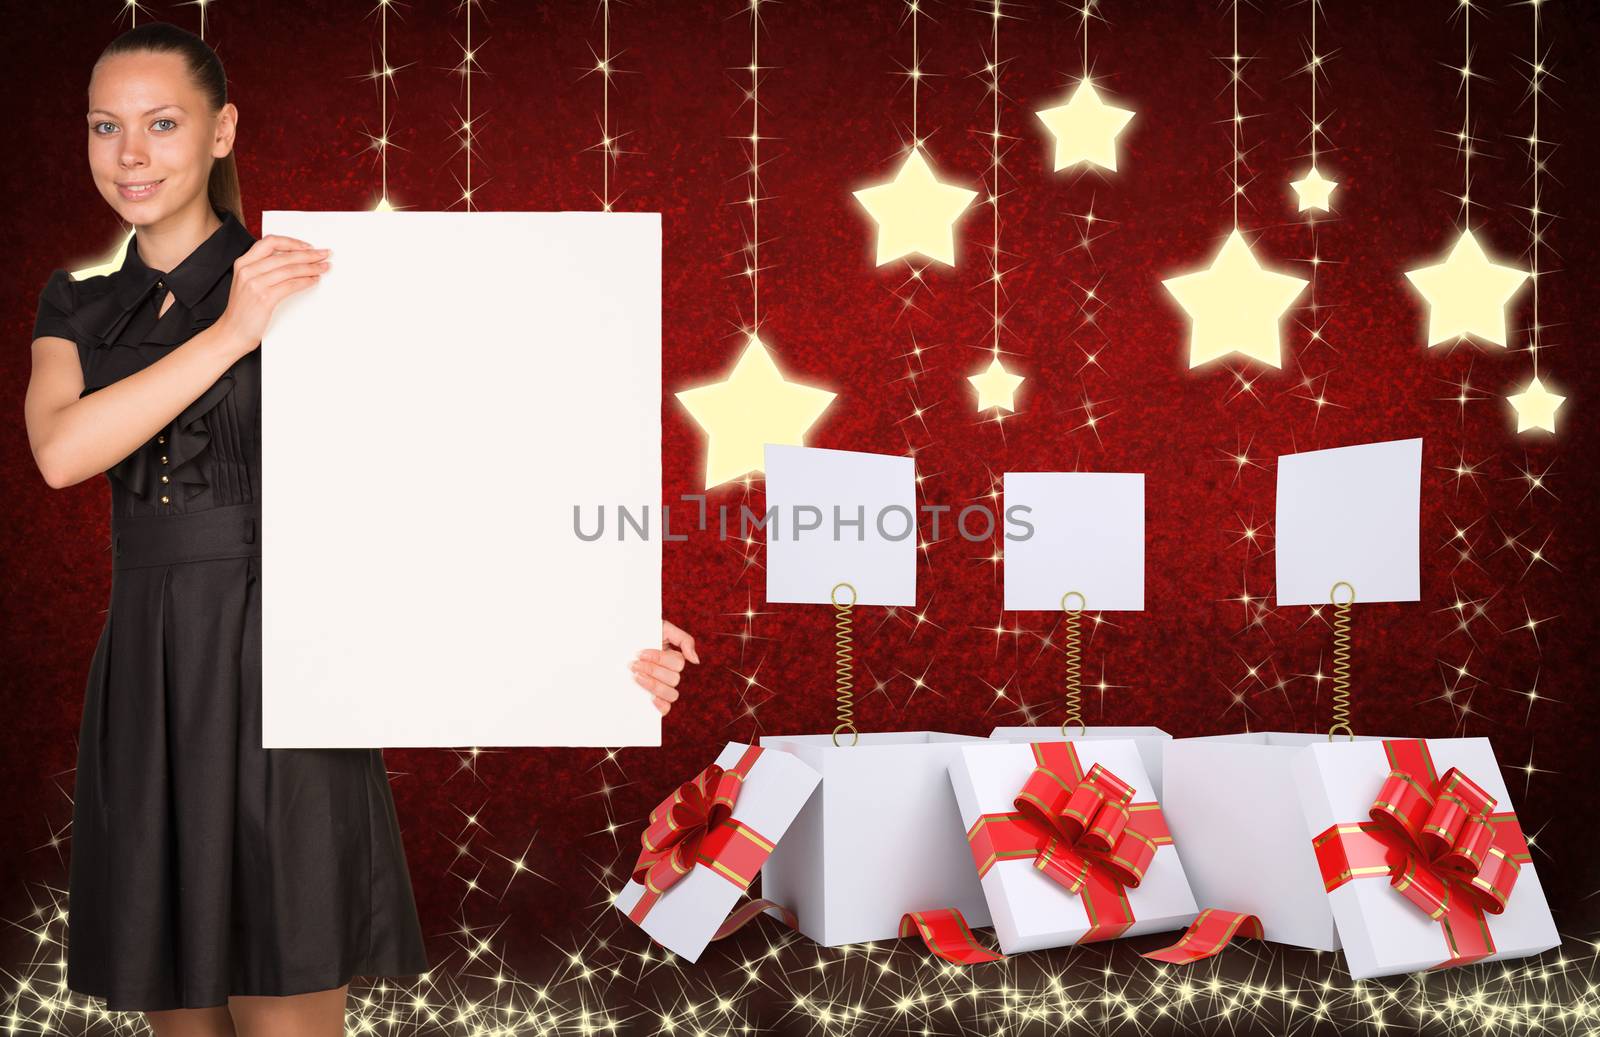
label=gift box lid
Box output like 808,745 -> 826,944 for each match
949,738 -> 1199,953
1291,736 -> 1559,979
615,742 -> 821,962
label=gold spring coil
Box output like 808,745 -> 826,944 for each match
1328,581 -> 1355,741
1060,591 -> 1086,737
832,582 -> 858,747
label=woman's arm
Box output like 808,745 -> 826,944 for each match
26,322 -> 252,489
26,233 -> 327,490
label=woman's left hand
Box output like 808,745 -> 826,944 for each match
632,619 -> 700,716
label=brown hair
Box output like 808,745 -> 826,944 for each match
94,22 -> 244,224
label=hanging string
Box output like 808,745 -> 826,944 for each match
832,582 -> 859,747
1327,581 -> 1355,740
1060,591 -> 1086,736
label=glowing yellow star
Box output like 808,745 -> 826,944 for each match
1290,166 -> 1338,212
71,228 -> 132,280
1404,229 -> 1530,348
1161,228 -> 1309,370
851,147 -> 979,266
967,355 -> 1026,412
1507,375 -> 1565,434
674,335 -> 838,489
1035,79 -> 1136,173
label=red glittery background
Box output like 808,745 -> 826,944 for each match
3,0 -> 1598,1022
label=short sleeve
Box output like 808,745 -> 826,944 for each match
32,268 -> 78,344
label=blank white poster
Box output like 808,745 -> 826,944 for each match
1275,438 -> 1422,607
763,445 -> 916,607
259,211 -> 662,748
1003,472 -> 1145,612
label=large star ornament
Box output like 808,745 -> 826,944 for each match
1507,375 -> 1566,434
674,335 -> 838,489
852,147 -> 979,266
967,355 -> 1026,412
1161,228 -> 1309,370
1035,79 -> 1136,172
71,228 -> 132,280
1404,229 -> 1530,348
1290,166 -> 1338,212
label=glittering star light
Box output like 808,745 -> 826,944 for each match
1507,375 -> 1566,434
851,146 -> 979,266
1161,228 -> 1309,370
967,355 -> 1025,412
1289,165 -> 1337,212
674,335 -> 837,489
1404,229 -> 1530,348
1035,79 -> 1136,172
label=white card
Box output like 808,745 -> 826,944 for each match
763,445 -> 916,606
1275,438 -> 1422,607
260,210 -> 662,748
1003,472 -> 1144,611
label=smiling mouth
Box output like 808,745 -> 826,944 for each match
117,179 -> 166,199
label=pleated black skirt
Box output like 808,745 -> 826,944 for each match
69,503 -> 430,1011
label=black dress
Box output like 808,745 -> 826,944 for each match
32,205 -> 430,1011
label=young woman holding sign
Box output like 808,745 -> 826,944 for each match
23,22 -> 698,1036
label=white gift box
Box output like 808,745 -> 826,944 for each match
1163,732 -> 1386,950
948,739 -> 1199,953
758,732 -> 991,945
990,726 -> 1172,799
1292,737 -> 1558,979
616,742 -> 820,962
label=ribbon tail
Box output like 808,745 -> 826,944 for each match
1140,909 -> 1264,965
711,898 -> 796,942
899,908 -> 1005,965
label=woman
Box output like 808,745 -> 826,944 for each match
24,22 -> 699,1036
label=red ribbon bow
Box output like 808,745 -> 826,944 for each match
632,754 -> 750,896
625,745 -> 779,930
1014,760 -> 1159,894
1371,763 -> 1522,920
1313,739 -> 1532,968
967,742 -> 1171,942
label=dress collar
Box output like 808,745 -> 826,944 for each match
73,204 -> 257,352
114,205 -> 255,311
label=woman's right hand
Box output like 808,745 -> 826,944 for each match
217,234 -> 331,353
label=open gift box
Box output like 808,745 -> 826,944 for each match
616,742 -> 820,962
991,726 -> 1173,799
949,738 -> 1198,953
1164,733 -> 1558,978
758,732 -> 992,946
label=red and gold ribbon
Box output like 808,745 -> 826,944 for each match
1140,909 -> 1263,964
966,742 -> 1172,943
627,745 -> 780,926
1310,739 -> 1532,969
899,908 -> 1004,965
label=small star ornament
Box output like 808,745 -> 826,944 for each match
1035,79 -> 1136,172
1290,166 -> 1338,212
852,147 -> 979,266
675,335 -> 837,489
1161,228 -> 1309,370
1507,375 -> 1565,434
1404,229 -> 1530,348
967,355 -> 1026,412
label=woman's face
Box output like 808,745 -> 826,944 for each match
86,50 -> 235,226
